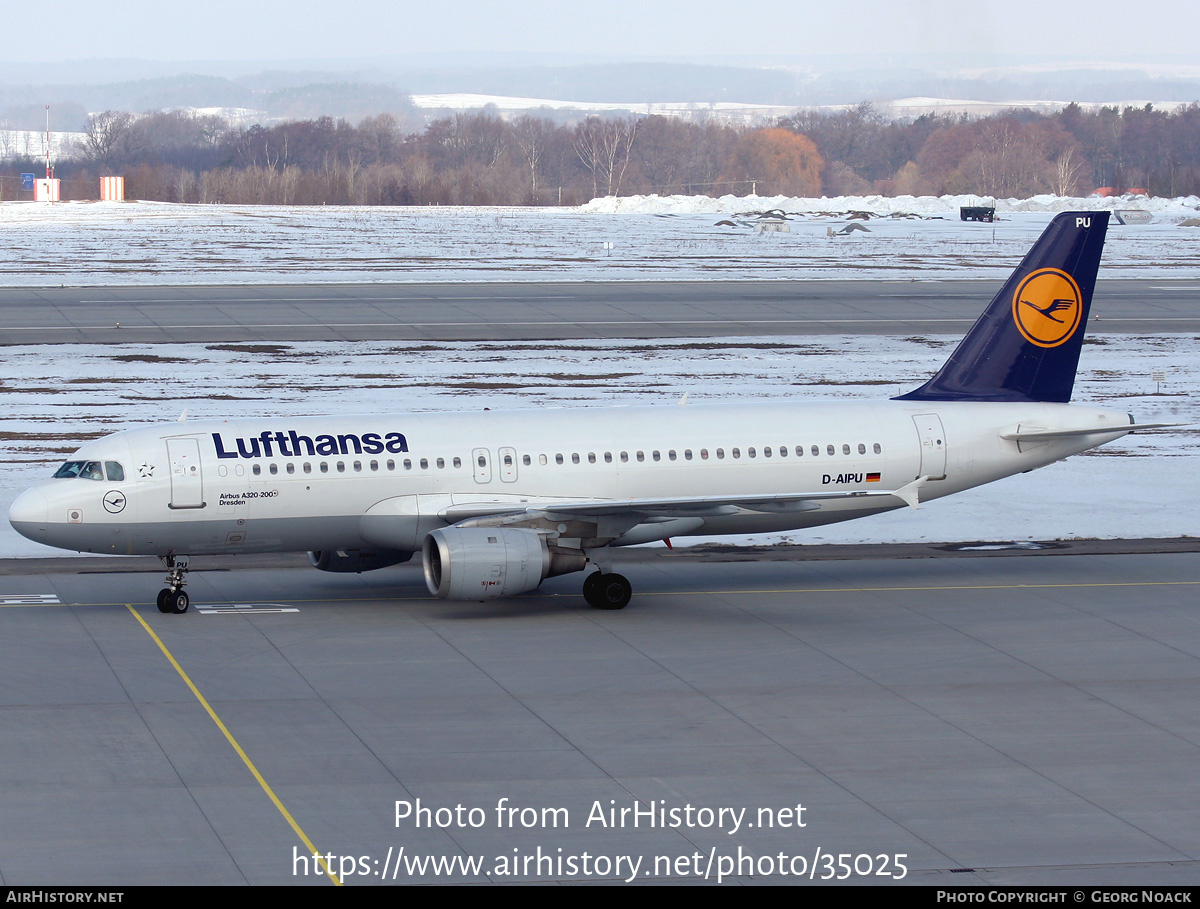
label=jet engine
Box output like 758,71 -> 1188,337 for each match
422,526 -> 586,600
308,549 -> 413,573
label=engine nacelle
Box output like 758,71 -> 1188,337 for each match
422,526 -> 586,600
308,549 -> 413,573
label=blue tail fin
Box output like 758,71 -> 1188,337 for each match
896,211 -> 1109,404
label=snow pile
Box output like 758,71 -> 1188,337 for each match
578,192 -> 1200,216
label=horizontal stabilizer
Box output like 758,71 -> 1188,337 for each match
1000,422 -> 1186,442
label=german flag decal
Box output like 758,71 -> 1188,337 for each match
866,472 -> 881,482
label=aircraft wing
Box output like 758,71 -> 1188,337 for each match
440,477 -> 929,524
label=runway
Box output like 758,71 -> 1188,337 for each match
2,278 -> 1198,342
1,544 -> 1199,885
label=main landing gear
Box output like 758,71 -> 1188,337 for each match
582,570 -> 632,610
156,553 -> 191,614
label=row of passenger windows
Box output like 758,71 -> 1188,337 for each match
217,442 -> 884,477
531,442 -> 882,466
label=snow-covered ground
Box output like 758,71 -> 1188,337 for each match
0,195 -> 1195,558
0,194 -> 1197,286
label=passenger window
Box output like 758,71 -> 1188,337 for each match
556,453 -> 564,465
604,452 -> 612,463
453,457 -> 461,468
716,448 -> 724,459
827,445 -> 835,456
763,447 -> 772,458
523,454 -> 531,466
748,447 -> 757,458
104,461 -> 125,481
874,443 -> 882,454
420,458 -> 429,469
652,451 -> 661,462
337,462 -> 346,473
700,449 -> 708,460
436,458 -> 445,469
269,463 -> 278,475
253,464 -> 262,476
320,462 -> 329,473
842,444 -> 851,455
636,451 -> 645,462
588,452 -> 596,464
620,451 -> 628,462
812,445 -> 819,457
304,463 -> 312,473
732,448 -> 741,459
572,453 -> 580,464
778,446 -> 787,458
370,460 -> 378,471
796,446 -> 804,457
668,450 -> 677,461
403,459 -> 412,470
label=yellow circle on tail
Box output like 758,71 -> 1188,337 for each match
1012,268 -> 1083,348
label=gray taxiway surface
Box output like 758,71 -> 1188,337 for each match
1,545 -> 1199,886
2,278 -> 1198,342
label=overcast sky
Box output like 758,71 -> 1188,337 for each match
6,0 -> 1198,66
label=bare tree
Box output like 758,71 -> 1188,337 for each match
573,116 -> 639,199
81,111 -> 142,169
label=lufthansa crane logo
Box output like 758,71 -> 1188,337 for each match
1012,267 -> 1083,348
102,490 -> 127,514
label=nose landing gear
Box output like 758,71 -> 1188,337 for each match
155,554 -> 191,614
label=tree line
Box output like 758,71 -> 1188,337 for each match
6,101 -> 1200,205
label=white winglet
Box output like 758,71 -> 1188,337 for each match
177,408 -> 189,423
892,476 -> 928,509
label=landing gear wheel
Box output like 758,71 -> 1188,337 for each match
156,589 -> 172,614
169,590 -> 190,614
584,572 -> 632,610
582,571 -> 604,604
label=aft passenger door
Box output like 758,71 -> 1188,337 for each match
912,414 -> 947,480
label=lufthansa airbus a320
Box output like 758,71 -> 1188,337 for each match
9,212 -> 1168,613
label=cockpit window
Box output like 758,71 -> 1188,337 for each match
105,461 -> 125,481
53,460 -> 106,481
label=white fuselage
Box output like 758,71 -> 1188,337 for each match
9,397 -> 1131,558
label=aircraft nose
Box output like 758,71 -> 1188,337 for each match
9,488 -> 49,541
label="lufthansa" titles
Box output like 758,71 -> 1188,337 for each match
212,430 -> 409,459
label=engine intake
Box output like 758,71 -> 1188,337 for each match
422,526 -> 586,600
